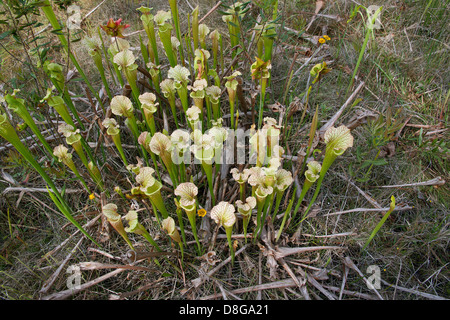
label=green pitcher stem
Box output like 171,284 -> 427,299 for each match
259,192 -> 274,237
292,180 -> 313,220
211,101 -> 220,120
145,113 -> 156,135
88,164 -> 105,192
301,153 -> 336,221
263,37 -> 274,63
187,211 -> 201,254
276,197 -> 294,242
121,235 -> 135,251
219,34 -> 224,74
229,98 -> 235,130
72,141 -> 89,169
178,86 -> 189,113
149,191 -> 169,219
111,221 -> 134,250
254,198 -> 265,241
143,21 -> 159,66
149,151 -> 161,180
66,159 -> 91,194
151,74 -> 161,94
192,7 -> 199,50
126,115 -> 140,142
124,69 -> 141,110
242,215 -> 250,243
178,242 -> 184,262
160,152 -> 178,187
149,200 -> 161,226
111,134 -> 128,166
139,34 -> 149,66
239,183 -> 246,202
47,95 -> 73,127
176,208 -> 187,246
159,29 -> 177,67
169,0 -> 184,64
137,226 -> 161,251
93,55 -> 112,99
168,98 -> 179,128
212,44 -> 218,70
272,190 -> 284,220
257,78 -> 267,128
51,82 -> 85,131
202,161 -> 215,205
257,38 -> 264,59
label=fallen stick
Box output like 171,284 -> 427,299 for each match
275,46 -> 324,83
200,276 -> 307,300
189,244 -> 250,289
378,177 -> 445,188
343,257 -> 384,300
289,257 -> 335,300
323,205 -> 414,217
274,246 -> 344,259
0,132 -> 58,152
198,1 -> 222,24
306,271 -> 338,300
260,225 -> 311,299
301,231 -> 357,238
39,237 -> 84,294
379,279 -> 447,300
2,187 -> 81,195
339,264 -> 349,300
278,256 -> 305,291
319,80 -> 365,137
112,278 -> 166,300
40,214 -> 102,262
282,26 -> 320,45
323,285 -> 377,300
337,172 -> 382,209
82,0 -> 107,22
305,0 -> 325,32
41,268 -> 125,300
78,261 -> 153,272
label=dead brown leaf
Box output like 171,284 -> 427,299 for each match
379,142 -> 396,158
268,102 -> 285,113
345,109 -> 378,130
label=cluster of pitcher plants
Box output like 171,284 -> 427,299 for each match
0,0 -> 354,265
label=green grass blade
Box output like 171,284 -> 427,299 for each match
363,196 -> 396,250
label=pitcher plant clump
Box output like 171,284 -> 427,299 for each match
0,0 -> 366,281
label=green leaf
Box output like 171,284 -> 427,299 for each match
356,146 -> 362,162
61,184 -> 66,197
363,196 -> 396,250
360,158 -> 388,169
418,128 -> 423,147
218,10 -> 231,16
